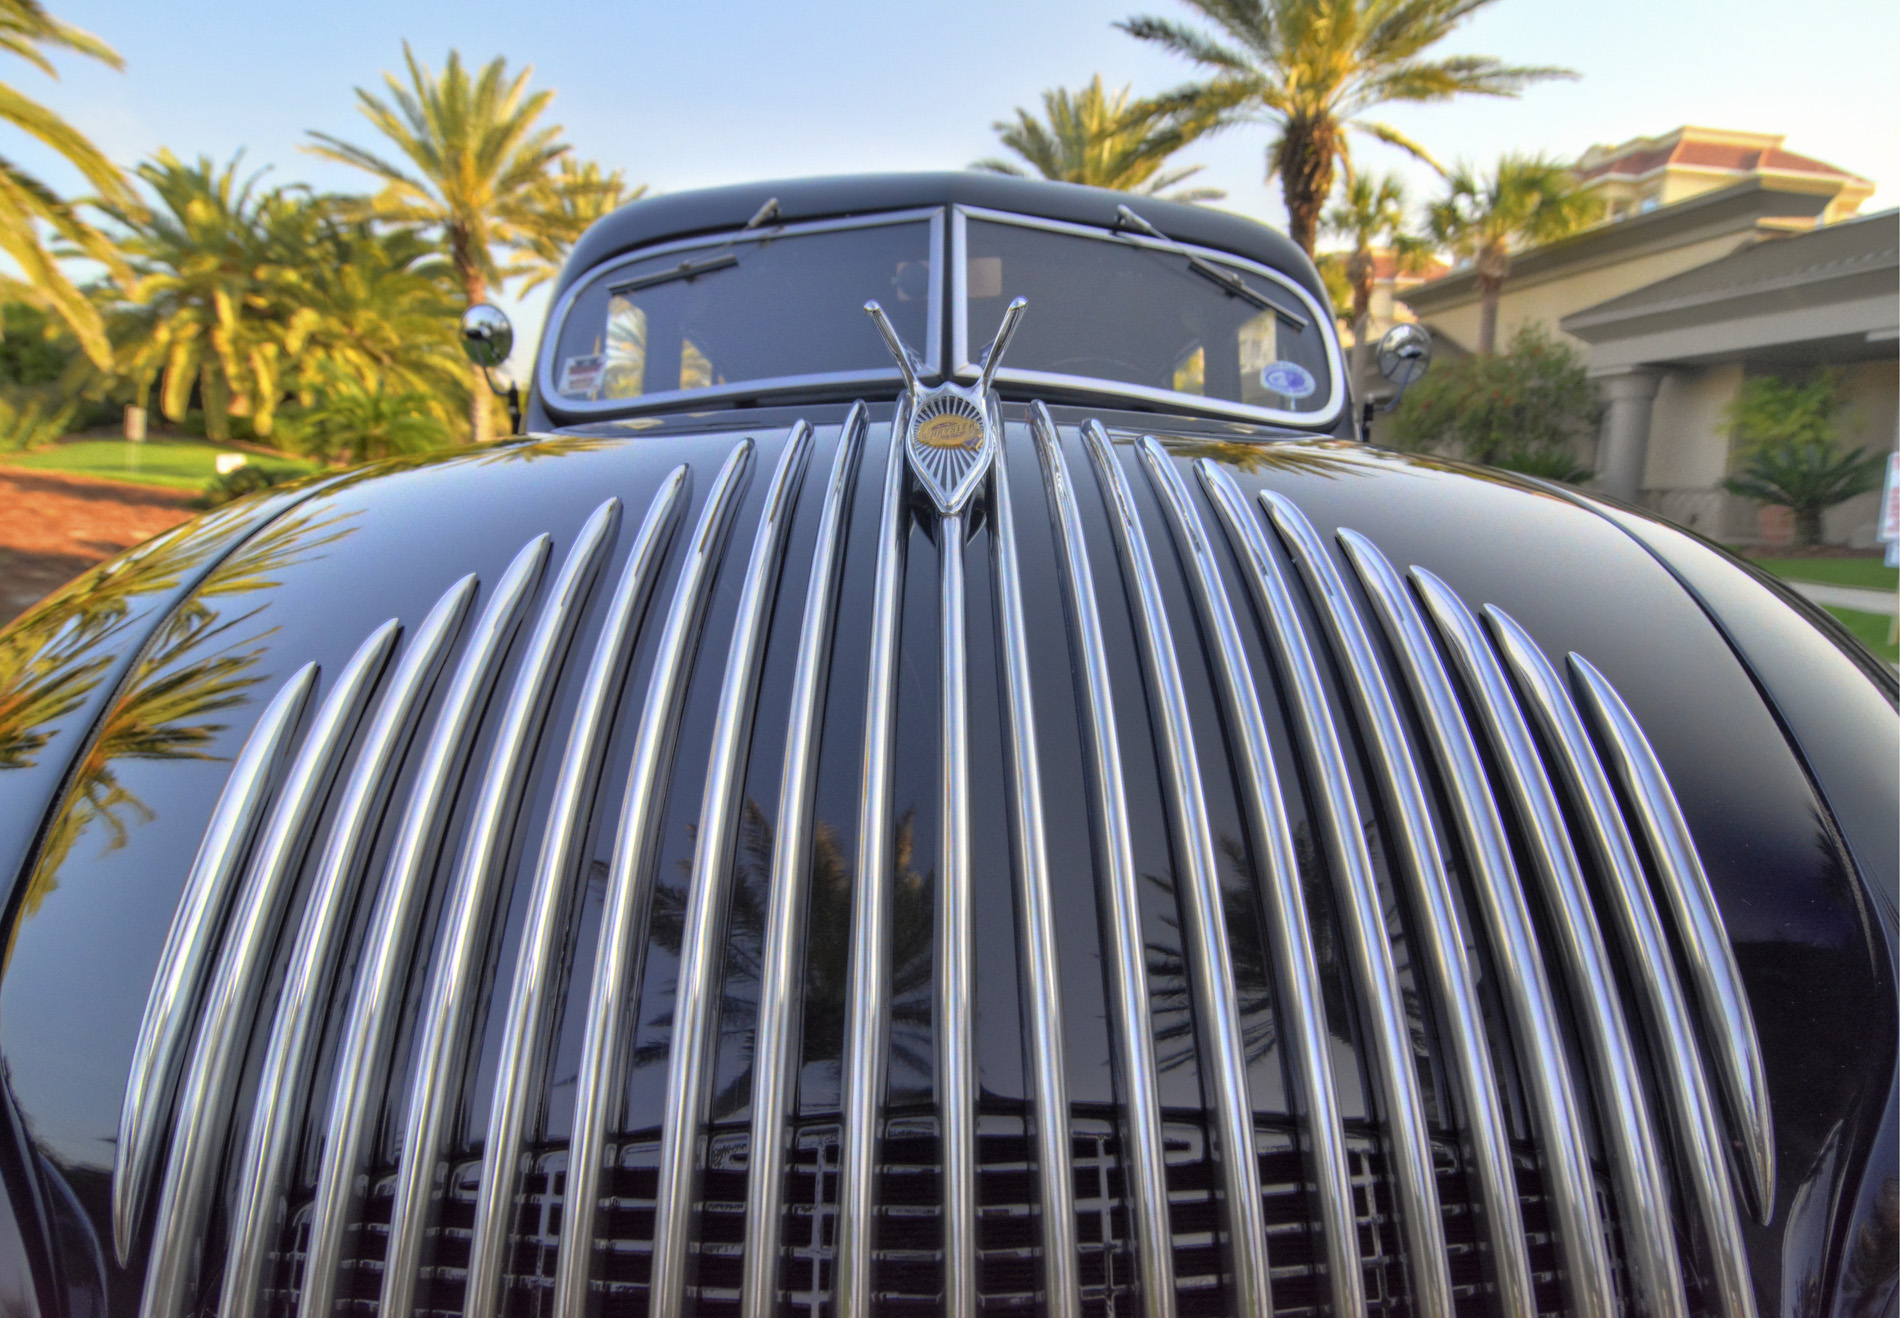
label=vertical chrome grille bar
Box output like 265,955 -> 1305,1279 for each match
1028,404 -> 1175,1318
114,659 -> 315,1263
1258,490 -> 1535,1316
1490,607 -> 1758,1318
742,406 -> 867,1318
217,573 -> 479,1318
1413,568 -> 1686,1318
1571,652 -> 1776,1222
937,504 -> 979,1318
1076,422 -> 1272,1318
466,469 -> 690,1318
990,423 -> 1080,1318
651,424 -> 816,1316
1338,530 -> 1618,1318
379,501 -> 623,1318
837,411 -> 909,1318
296,533 -> 554,1318
1186,460 -> 1448,1316
137,622 -> 398,1318
555,440 -> 755,1318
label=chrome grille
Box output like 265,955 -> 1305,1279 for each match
120,412 -> 1768,1317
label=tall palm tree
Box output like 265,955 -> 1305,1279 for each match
973,74 -> 1221,202
1119,0 -> 1571,254
1322,171 -> 1430,379
105,152 -> 301,441
1425,152 -> 1600,354
515,156 -> 642,295
307,45 -> 570,443
0,0 -> 137,366
284,216 -> 466,416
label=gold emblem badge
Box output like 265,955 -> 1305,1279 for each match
916,413 -> 981,450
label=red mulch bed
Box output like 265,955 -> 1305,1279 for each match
0,466 -> 195,625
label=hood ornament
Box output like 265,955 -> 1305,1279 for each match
865,295 -> 1026,516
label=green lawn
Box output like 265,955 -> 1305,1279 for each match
1823,606 -> 1900,665
2,437 -> 313,491
1749,556 -> 1898,593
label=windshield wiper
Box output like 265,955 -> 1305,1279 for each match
607,196 -> 782,295
610,251 -> 739,294
1113,204 -> 1310,330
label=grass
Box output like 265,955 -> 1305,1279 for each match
1,436 -> 314,492
1748,556 -> 1898,593
1824,606 -> 1900,665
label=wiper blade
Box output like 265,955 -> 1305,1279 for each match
1114,204 -> 1310,330
605,195 -> 781,296
610,250 -> 739,294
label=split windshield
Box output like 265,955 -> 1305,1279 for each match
547,208 -> 1335,421
547,219 -> 935,404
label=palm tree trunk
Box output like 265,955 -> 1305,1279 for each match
1349,273 -> 1373,389
460,259 -> 492,445
1275,119 -> 1337,256
1795,504 -> 1824,547
1477,275 -> 1502,355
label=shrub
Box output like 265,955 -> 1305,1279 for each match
1386,324 -> 1599,482
0,389 -> 77,452
1722,372 -> 1884,547
195,463 -> 296,508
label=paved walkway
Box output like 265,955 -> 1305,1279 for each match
1785,580 -> 1899,617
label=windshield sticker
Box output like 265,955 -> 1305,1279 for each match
1261,361 -> 1316,399
560,354 -> 604,397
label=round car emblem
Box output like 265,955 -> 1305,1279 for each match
917,412 -> 982,449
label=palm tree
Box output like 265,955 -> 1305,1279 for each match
283,215 -> 467,421
0,0 -> 137,366
307,45 -> 571,443
973,74 -> 1221,202
1322,171 -> 1431,379
1425,153 -> 1600,354
1119,0 -> 1571,254
515,156 -> 642,295
105,153 -> 302,441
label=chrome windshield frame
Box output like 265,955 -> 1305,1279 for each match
951,205 -> 1345,429
541,202 -> 1346,430
537,207 -> 946,418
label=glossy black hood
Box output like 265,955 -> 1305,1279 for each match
0,406 -> 1892,1318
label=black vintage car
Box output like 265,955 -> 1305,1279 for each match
0,173 -> 1892,1318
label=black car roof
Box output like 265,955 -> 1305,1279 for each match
555,171 -> 1331,308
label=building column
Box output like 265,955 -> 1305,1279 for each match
1597,369 -> 1662,503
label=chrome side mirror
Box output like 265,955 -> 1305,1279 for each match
1376,323 -> 1432,389
1361,323 -> 1432,445
460,304 -> 514,369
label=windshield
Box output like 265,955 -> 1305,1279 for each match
546,216 -> 937,404
958,214 -> 1336,418
545,206 -> 1338,424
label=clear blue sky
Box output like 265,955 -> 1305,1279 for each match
21,0 -> 1900,369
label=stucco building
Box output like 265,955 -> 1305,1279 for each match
1399,128 -> 1894,546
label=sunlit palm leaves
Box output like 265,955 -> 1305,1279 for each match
307,44 -> 573,444
0,0 -> 135,366
104,152 -> 305,440
1425,153 -> 1600,353
1119,0 -> 1571,253
973,74 -> 1223,203
515,155 -> 642,296
1322,171 -> 1430,374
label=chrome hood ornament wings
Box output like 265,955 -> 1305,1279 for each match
865,294 -> 1025,515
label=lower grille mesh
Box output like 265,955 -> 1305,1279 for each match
262,1114 -> 1620,1318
